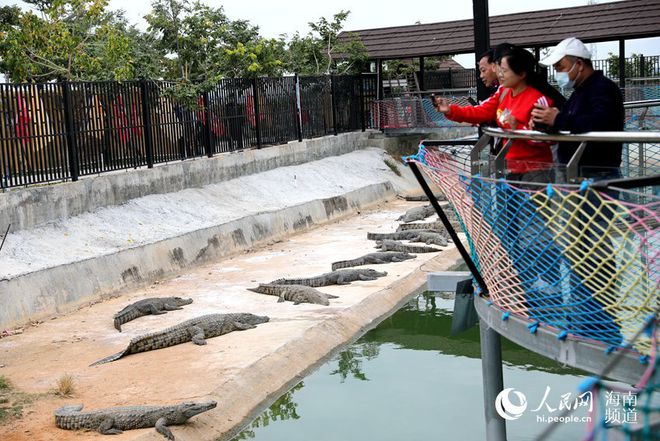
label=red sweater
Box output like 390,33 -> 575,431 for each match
446,86 -> 554,174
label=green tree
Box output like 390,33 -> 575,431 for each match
285,10 -> 368,75
607,53 -> 656,79
0,0 -> 139,82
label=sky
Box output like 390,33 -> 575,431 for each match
3,0 -> 660,68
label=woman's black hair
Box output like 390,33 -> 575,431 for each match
501,45 -> 566,109
493,42 -> 515,63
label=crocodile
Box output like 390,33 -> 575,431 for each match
367,229 -> 447,243
91,313 -> 269,366
55,401 -> 216,440
271,268 -> 387,287
248,284 -> 339,305
113,297 -> 193,332
397,205 -> 437,223
397,221 -> 456,234
401,193 -> 447,202
377,240 -> 442,254
331,252 -> 415,270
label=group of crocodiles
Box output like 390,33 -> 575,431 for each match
55,199 -> 449,439
248,200 -> 451,307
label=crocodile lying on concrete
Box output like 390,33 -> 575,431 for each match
367,230 -> 448,246
331,252 -> 415,270
91,313 -> 269,366
396,221 -> 456,233
401,194 -> 447,202
397,205 -> 437,223
113,297 -> 193,332
248,284 -> 339,305
377,240 -> 442,254
55,401 -> 217,440
271,268 -> 387,287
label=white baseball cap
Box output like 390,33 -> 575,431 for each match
540,37 -> 592,66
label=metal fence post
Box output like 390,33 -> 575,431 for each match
294,74 -> 303,142
359,75 -> 366,132
331,75 -> 338,136
203,90 -> 214,157
140,79 -> 155,168
62,81 -> 79,181
252,78 -> 262,148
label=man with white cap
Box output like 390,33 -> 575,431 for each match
531,37 -> 624,179
532,37 -> 624,345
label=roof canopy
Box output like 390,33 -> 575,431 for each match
338,0 -> 660,60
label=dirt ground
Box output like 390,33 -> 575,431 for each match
0,197 -> 462,441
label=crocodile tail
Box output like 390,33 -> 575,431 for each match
112,307 -> 141,332
90,348 -> 128,366
331,260 -> 353,271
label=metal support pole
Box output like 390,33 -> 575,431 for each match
419,56 -> 425,92
330,75 -> 338,136
203,91 -> 214,158
480,321 -> 507,441
62,81 -> 79,181
376,59 -> 383,100
407,161 -> 489,295
294,74 -> 303,142
140,79 -> 155,167
252,78 -> 262,148
472,0 -> 491,102
619,39 -> 626,88
359,75 -> 366,132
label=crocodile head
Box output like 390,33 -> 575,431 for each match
173,297 -> 194,306
361,269 -> 388,277
180,401 -> 217,418
243,313 -> 269,325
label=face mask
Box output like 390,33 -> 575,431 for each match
556,62 -> 577,90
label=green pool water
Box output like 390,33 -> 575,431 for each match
231,293 -> 601,441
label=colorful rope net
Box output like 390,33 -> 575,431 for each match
407,143 -> 659,356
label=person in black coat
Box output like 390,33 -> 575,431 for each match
530,37 -> 624,347
531,37 -> 624,180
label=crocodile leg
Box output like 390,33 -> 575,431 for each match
163,303 -> 184,311
232,321 -> 257,330
358,275 -> 377,281
367,258 -> 386,264
98,417 -> 122,435
189,326 -> 207,345
326,294 -> 340,299
335,275 -> 351,285
155,417 -> 175,440
147,305 -> 168,315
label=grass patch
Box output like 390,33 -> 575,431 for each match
0,376 -> 37,424
55,374 -> 75,397
383,158 -> 402,177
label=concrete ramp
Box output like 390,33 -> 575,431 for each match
0,147 -> 418,328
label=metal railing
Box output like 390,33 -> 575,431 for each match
0,74 -> 378,189
477,127 -> 660,183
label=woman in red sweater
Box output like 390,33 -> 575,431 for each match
434,46 -> 565,182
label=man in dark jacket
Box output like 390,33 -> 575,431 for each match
530,37 -> 624,347
531,37 -> 624,180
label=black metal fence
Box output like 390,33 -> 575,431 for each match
0,74 -> 377,188
422,69 -> 477,90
